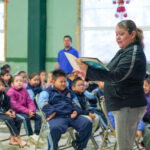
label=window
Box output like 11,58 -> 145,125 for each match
0,1 -> 4,62
81,0 -> 150,63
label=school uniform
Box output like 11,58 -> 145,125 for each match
74,91 -> 100,134
40,86 -> 92,150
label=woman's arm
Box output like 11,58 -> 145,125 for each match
86,47 -> 140,82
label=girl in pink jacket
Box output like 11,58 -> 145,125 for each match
7,75 -> 42,144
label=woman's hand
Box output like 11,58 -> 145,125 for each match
73,60 -> 88,79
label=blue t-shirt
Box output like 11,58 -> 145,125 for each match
57,47 -> 79,74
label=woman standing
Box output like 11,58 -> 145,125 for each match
75,20 -> 147,150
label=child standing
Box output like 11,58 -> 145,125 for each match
7,75 -> 42,144
39,70 -> 92,150
72,77 -> 100,134
0,78 -> 26,147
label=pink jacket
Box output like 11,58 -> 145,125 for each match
7,86 -> 36,114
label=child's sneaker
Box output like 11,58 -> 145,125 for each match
29,134 -> 44,146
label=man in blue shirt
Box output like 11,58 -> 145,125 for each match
56,35 -> 79,74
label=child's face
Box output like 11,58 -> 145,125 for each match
13,76 -> 23,89
72,80 -> 85,93
20,73 -> 27,83
29,75 -> 40,87
143,80 -> 150,95
40,72 -> 47,82
0,81 -> 5,92
54,76 -> 67,92
1,73 -> 10,82
47,73 -> 53,86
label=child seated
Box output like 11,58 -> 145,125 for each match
39,70 -> 92,150
40,70 -> 48,89
27,72 -> 43,108
18,71 -> 28,88
1,64 -> 11,73
72,77 -> 100,134
7,75 -> 42,144
47,71 -> 53,87
143,78 -> 150,123
0,78 -> 26,147
0,69 -> 11,92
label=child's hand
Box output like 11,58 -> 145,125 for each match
46,112 -> 56,121
89,112 -> 95,120
10,110 -> 16,118
5,110 -> 12,117
71,111 -> 78,119
137,130 -> 143,138
28,110 -> 35,118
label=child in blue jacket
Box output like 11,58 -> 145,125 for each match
39,70 -> 92,150
72,77 -> 100,134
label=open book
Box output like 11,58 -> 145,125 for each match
65,52 -> 109,71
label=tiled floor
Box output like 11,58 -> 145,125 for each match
0,123 -> 144,150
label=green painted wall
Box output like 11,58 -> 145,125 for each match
1,0 -> 150,75
5,0 -> 28,75
46,0 -> 78,72
1,0 -> 78,74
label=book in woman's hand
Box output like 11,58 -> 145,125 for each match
65,52 -> 109,71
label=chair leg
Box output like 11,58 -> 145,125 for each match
100,131 -> 108,150
34,121 -> 45,150
66,134 -> 72,146
135,139 -> 140,150
90,136 -> 99,150
113,141 -> 117,150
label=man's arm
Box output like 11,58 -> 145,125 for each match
56,62 -> 59,69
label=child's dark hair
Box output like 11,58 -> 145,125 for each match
145,78 -> 150,85
72,77 -> 83,87
18,71 -> 26,75
64,35 -> 72,42
28,72 -> 39,80
0,69 -> 9,76
52,70 -> 67,81
40,70 -> 46,75
1,64 -> 11,71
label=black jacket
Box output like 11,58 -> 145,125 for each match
75,92 -> 91,115
0,91 -> 11,113
86,42 -> 147,112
